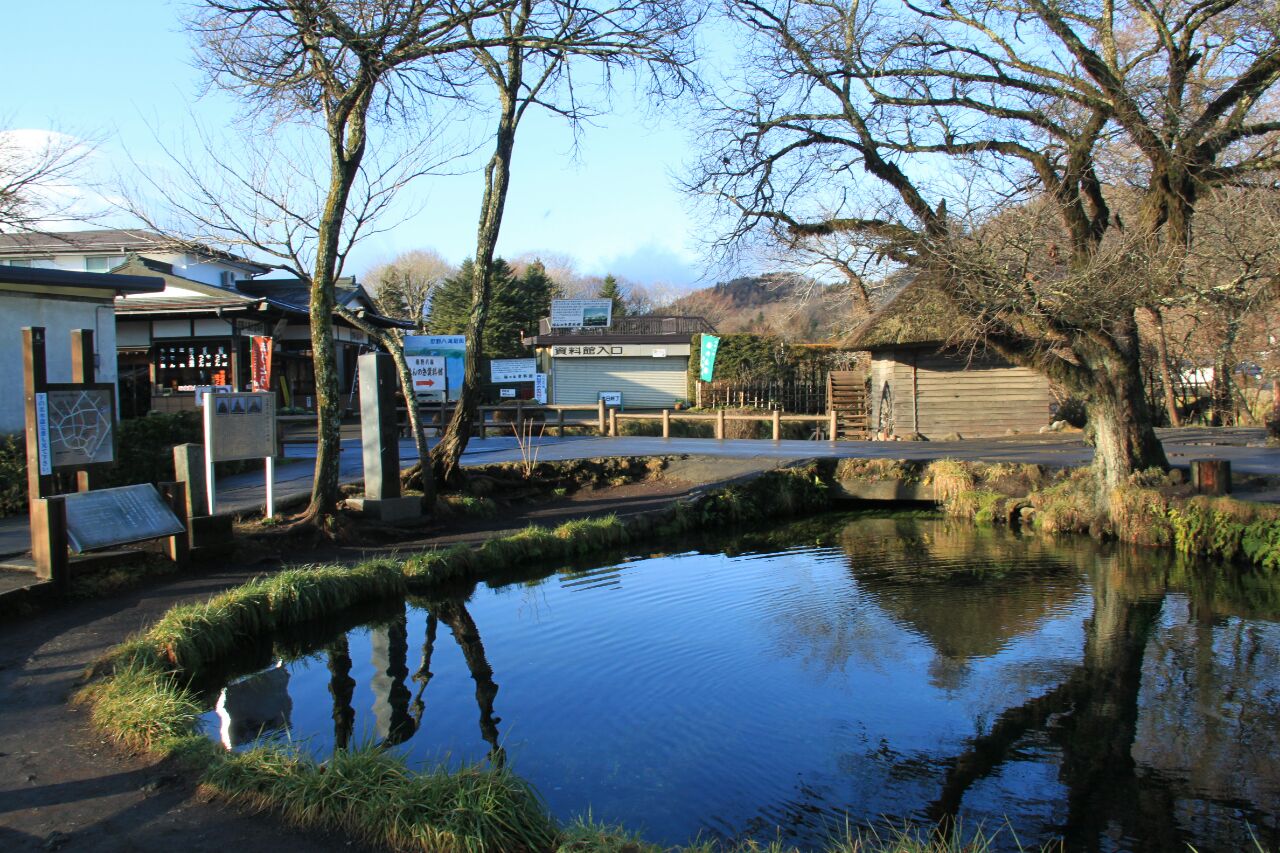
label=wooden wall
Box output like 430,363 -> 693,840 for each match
867,348 -> 1052,438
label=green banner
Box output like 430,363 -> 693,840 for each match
699,335 -> 720,382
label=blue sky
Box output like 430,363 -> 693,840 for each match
1,1 -> 716,289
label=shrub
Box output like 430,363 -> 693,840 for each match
0,433 -> 26,517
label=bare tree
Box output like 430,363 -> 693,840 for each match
156,0 -> 512,528
431,0 -> 699,482
0,125 -> 96,232
366,248 -> 455,331
693,0 -> 1280,493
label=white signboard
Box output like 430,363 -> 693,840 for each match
408,355 -> 447,398
550,343 -> 690,358
550,299 -> 613,329
203,392 -> 277,517
499,388 -> 517,398
599,391 -> 623,408
490,358 -> 537,383
534,372 -> 548,404
404,335 -> 466,402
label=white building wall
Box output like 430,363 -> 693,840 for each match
0,292 -> 119,435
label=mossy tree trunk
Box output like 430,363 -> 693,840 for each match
434,80 -> 520,483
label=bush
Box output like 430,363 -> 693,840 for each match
0,433 -> 26,517
1053,398 -> 1088,427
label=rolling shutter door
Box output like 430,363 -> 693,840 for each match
552,357 -> 689,408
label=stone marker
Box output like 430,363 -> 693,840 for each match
351,352 -> 420,522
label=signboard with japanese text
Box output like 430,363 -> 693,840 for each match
251,336 -> 273,391
534,373 -> 547,404
490,358 -> 537,383
550,299 -> 613,329
550,343 -> 690,358
599,391 -> 623,408
408,355 -> 447,399
405,335 -> 466,402
699,335 -> 721,382
63,484 -> 185,553
206,392 -> 277,462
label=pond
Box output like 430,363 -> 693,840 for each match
197,514 -> 1280,851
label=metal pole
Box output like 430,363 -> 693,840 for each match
265,455 -> 275,518
204,398 -> 217,515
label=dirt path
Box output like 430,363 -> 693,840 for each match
0,470 -> 755,852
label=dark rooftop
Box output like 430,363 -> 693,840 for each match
0,264 -> 163,295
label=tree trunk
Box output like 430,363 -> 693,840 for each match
1144,306 -> 1182,427
1210,338 -> 1234,428
434,90 -> 520,483
299,101 -> 370,527
1088,349 -> 1169,492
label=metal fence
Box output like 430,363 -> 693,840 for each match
698,378 -> 829,413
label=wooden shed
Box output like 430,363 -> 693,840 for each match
847,283 -> 1054,439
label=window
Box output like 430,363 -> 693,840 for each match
0,259 -> 32,267
85,255 -> 126,273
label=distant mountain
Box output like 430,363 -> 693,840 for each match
663,273 -> 856,341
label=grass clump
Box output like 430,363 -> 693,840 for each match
204,746 -> 557,853
84,660 -> 201,752
437,494 -> 499,518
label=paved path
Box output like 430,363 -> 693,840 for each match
3,427 -> 1279,562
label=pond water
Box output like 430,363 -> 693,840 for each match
197,514 -> 1280,851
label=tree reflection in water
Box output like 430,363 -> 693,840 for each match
325,600 -> 502,764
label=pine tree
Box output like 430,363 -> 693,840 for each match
427,258 -> 553,359
597,273 -> 627,319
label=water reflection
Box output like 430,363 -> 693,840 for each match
198,514 -> 1280,851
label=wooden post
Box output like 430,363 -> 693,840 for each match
158,482 -> 190,565
22,327 -> 53,510
772,409 -> 781,441
829,409 -> 838,443
1191,459 -> 1231,495
69,329 -> 99,492
597,399 -> 607,435
557,408 -> 565,437
31,496 -> 69,595
609,408 -> 618,437
662,409 -> 670,438
716,409 -> 725,440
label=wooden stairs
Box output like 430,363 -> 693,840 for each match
827,371 -> 869,440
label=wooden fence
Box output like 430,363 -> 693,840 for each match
408,401 -> 842,442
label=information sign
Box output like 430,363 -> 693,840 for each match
405,335 -> 466,401
499,388 -> 517,398
408,355 -> 447,398
550,299 -> 613,329
35,384 -> 116,470
534,372 -> 548,404
207,392 -> 277,461
490,358 -> 537,383
62,484 -> 185,553
599,391 -> 623,408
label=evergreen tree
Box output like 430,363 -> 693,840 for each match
428,258 -> 554,359
597,273 -> 627,319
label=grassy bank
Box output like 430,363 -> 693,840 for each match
80,466 -> 848,853
78,458 -> 1276,851
835,458 -> 1280,573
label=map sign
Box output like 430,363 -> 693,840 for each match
35,384 -> 116,473
550,299 -> 613,329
